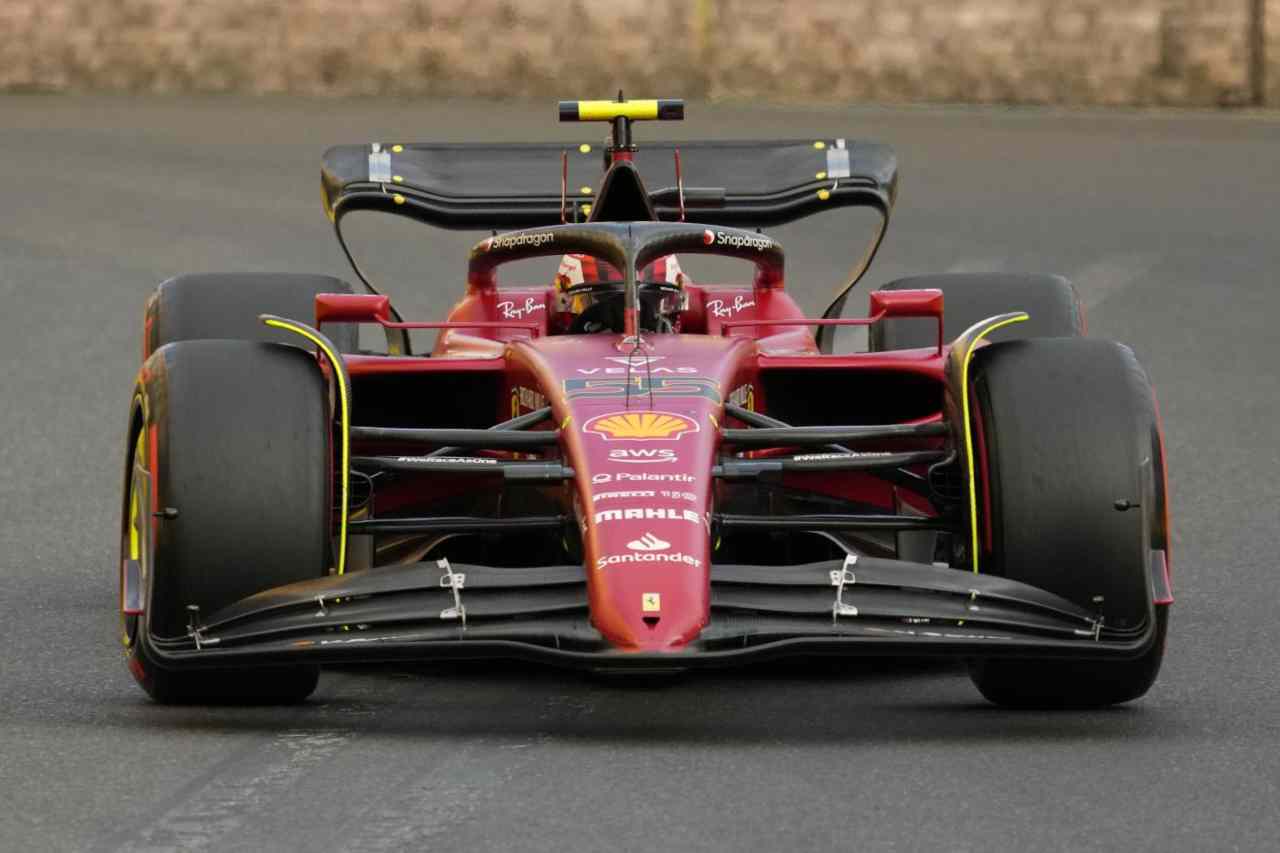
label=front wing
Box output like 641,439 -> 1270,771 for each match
144,558 -> 1161,672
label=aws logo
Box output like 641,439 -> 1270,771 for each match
584,411 -> 698,441
609,448 -> 676,464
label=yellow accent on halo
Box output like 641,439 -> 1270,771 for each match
393,194 -> 405,205
815,171 -> 827,180
587,412 -> 695,440
262,316 -> 351,576
561,414 -> 573,429
817,189 -> 831,201
960,313 -> 1029,574
579,186 -> 593,195
579,143 -> 592,154
814,141 -> 826,149
392,175 -> 403,183
391,144 -> 404,153
576,100 -> 661,121
581,204 -> 593,216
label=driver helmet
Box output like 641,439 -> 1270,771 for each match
554,254 -> 687,333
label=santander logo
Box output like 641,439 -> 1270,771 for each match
627,532 -> 670,552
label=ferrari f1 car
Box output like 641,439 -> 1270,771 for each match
119,98 -> 1171,707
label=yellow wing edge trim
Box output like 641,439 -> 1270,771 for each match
261,316 -> 351,576
960,313 -> 1029,574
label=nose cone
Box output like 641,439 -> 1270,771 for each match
517,332 -> 755,653
575,406 -> 716,652
586,507 -> 711,650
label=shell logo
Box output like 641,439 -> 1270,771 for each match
584,411 -> 698,441
702,229 -> 716,245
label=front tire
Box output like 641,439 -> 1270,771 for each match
870,273 -> 1084,351
121,340 -> 331,703
966,338 -> 1167,708
144,272 -> 358,356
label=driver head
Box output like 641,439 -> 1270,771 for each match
554,254 -> 688,334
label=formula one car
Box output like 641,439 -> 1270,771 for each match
119,98 -> 1171,707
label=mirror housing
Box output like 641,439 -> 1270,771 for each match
869,288 -> 944,353
315,293 -> 391,325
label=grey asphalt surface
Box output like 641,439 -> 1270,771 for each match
2,97 -> 1279,852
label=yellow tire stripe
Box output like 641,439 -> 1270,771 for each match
261,316 -> 351,575
129,480 -> 140,561
123,408 -> 148,646
128,414 -> 145,562
961,313 -> 1028,574
128,390 -> 149,564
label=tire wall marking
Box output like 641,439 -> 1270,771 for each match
955,312 -> 1028,574
121,389 -> 151,640
260,316 -> 351,575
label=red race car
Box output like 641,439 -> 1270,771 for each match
119,98 -> 1171,707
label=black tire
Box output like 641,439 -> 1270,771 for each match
869,273 -> 1083,351
122,340 -> 330,704
966,338 -> 1167,708
144,272 -> 357,356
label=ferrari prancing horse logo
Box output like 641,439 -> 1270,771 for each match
584,411 -> 698,441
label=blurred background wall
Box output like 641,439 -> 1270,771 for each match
1,0 -> 1274,106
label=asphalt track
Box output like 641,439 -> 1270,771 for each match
2,97 -> 1279,852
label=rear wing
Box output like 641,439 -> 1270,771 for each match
321,139 -> 897,231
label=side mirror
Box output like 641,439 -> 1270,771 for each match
315,293 -> 391,325
315,293 -> 407,355
869,289 -> 944,353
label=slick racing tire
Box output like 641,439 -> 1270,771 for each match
869,273 -> 1083,351
966,338 -> 1167,709
121,340 -> 331,704
144,272 -> 358,356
